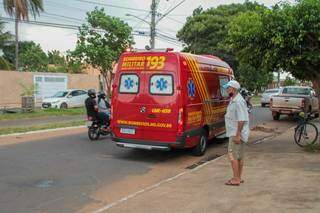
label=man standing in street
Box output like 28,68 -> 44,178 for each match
223,80 -> 250,186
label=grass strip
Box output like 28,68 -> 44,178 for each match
0,108 -> 85,121
251,95 -> 261,106
0,120 -> 85,135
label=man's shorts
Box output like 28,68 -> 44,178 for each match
228,137 -> 245,160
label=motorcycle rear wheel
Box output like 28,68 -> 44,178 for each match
88,128 -> 100,141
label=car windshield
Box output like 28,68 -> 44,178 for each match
264,90 -> 278,94
282,88 -> 309,95
53,91 -> 68,98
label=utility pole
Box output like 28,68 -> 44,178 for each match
15,6 -> 19,71
127,0 -> 186,49
277,69 -> 281,88
150,0 -> 157,49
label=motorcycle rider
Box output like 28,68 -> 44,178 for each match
97,91 -> 111,125
240,88 -> 253,113
85,89 -> 108,128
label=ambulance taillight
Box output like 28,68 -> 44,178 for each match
177,108 -> 184,135
110,105 -> 113,120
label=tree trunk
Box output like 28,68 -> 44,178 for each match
15,11 -> 19,71
312,78 -> 320,110
102,70 -> 114,98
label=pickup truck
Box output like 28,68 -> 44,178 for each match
270,86 -> 319,120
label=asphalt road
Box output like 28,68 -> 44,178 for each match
0,107 -> 293,213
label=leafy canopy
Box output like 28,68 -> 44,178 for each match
19,41 -> 48,72
71,7 -> 134,74
177,1 -> 272,91
227,0 -> 320,93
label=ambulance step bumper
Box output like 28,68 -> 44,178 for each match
113,137 -> 185,151
116,142 -> 170,151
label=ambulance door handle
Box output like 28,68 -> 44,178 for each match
147,114 -> 156,119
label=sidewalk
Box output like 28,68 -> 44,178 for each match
97,120 -> 320,213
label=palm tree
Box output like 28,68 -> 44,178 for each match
3,0 -> 43,71
0,20 -> 13,70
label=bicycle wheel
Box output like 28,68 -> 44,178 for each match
294,122 -> 318,147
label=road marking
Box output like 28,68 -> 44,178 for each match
0,125 -> 85,138
92,155 -> 225,213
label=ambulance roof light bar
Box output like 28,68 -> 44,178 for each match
125,46 -> 174,53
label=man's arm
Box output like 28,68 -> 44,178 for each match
234,121 -> 245,144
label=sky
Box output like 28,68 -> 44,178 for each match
0,0 -> 295,54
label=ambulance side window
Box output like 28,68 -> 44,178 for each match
119,74 -> 139,94
219,76 -> 229,98
149,74 -> 174,95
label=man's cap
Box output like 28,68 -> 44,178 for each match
223,80 -> 241,90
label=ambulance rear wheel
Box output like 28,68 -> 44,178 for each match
192,131 -> 208,156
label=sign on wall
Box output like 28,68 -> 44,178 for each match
34,75 -> 68,101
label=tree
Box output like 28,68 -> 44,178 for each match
277,0 -> 320,101
0,20 -> 13,70
3,40 -> 36,64
3,0 -> 44,70
47,50 -> 67,73
237,63 -> 273,92
283,76 -> 298,86
3,41 -> 48,71
48,50 -> 65,65
65,51 -> 84,74
177,1 -> 270,90
227,0 -> 320,107
177,2 -> 266,68
71,7 -> 134,95
19,41 -> 48,72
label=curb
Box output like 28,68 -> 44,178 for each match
0,125 -> 86,138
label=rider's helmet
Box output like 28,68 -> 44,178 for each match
239,88 -> 248,99
98,91 -> 106,99
88,89 -> 96,98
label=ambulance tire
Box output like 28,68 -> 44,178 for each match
192,130 -> 208,156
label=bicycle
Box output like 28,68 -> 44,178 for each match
294,112 -> 319,147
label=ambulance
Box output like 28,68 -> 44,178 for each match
111,48 -> 234,156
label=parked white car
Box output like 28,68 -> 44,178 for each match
260,88 -> 281,107
42,89 -> 88,109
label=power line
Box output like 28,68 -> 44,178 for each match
46,0 -> 88,13
157,0 -> 187,23
165,16 -> 185,25
156,30 -> 177,40
0,17 -> 150,37
73,0 -> 150,12
156,36 -> 182,47
156,32 -> 181,43
44,12 -> 85,23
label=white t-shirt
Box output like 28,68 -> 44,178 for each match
225,93 -> 250,142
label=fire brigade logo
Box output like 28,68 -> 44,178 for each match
187,79 -> 196,98
156,78 -> 168,91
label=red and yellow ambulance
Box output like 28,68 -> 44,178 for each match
111,48 -> 233,156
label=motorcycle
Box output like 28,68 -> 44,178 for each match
240,88 -> 253,113
87,117 -> 111,141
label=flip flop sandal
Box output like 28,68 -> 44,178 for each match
225,180 -> 240,186
226,178 -> 244,183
